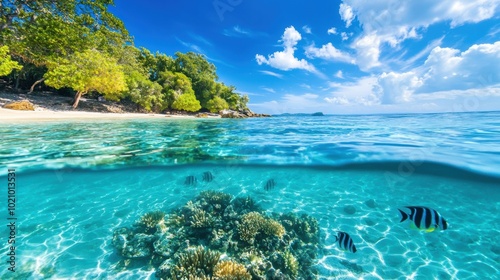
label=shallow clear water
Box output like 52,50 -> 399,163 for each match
1,112 -> 499,279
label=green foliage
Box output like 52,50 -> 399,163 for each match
158,70 -> 197,108
0,45 -> 22,76
175,52 -> 218,107
44,49 -> 126,107
126,70 -> 165,112
206,96 -> 229,113
0,1 -> 251,113
138,48 -> 175,81
172,93 -> 201,112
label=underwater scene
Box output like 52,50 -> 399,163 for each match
1,113 -> 500,279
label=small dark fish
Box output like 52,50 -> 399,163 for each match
202,171 -> 214,182
335,231 -> 357,253
184,175 -> 197,186
398,206 -> 448,232
264,179 -> 276,191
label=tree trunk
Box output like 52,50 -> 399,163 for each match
14,73 -> 20,90
72,91 -> 83,109
29,77 -> 45,93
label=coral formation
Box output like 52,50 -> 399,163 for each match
238,212 -> 285,244
170,246 -> 221,279
137,210 -> 165,232
112,191 -> 321,279
282,250 -> 299,277
214,261 -> 252,280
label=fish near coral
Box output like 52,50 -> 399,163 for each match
264,179 -> 276,191
398,206 -> 448,232
185,175 -> 197,186
202,171 -> 214,182
335,231 -> 357,253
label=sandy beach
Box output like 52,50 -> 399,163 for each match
0,107 -> 200,121
0,92 -> 217,121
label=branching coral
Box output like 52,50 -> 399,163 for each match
190,208 -> 214,228
282,250 -> 299,277
213,261 -> 251,280
198,190 -> 232,207
137,211 -> 165,232
238,212 -> 285,244
262,219 -> 285,238
171,246 -> 221,279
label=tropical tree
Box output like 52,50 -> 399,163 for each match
125,70 -> 165,112
171,93 -> 201,112
206,96 -> 229,113
0,0 -> 130,90
174,52 -> 218,107
0,45 -> 21,76
44,49 -> 126,108
157,70 -> 197,108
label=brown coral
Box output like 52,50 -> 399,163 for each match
171,246 -> 221,279
137,211 -> 165,230
214,261 -> 251,280
238,212 -> 285,244
190,208 -> 214,228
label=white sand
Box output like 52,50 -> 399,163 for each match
0,108 -> 202,121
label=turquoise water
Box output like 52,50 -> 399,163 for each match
1,112 -> 499,279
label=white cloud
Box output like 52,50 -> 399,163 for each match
375,72 -> 423,104
176,37 -> 204,53
305,43 -> 355,64
340,0 -> 500,70
352,33 -> 382,71
339,3 -> 355,28
262,87 -> 276,93
374,42 -> 500,104
259,70 -> 283,78
335,70 -> 344,79
326,76 -> 380,106
327,27 -> 337,35
302,25 -> 312,34
341,32 -> 349,41
256,26 -> 319,73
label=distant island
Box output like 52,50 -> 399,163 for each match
311,112 -> 324,116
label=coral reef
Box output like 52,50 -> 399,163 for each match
170,246 -> 221,279
112,191 -> 321,279
238,212 -> 285,244
137,211 -> 166,233
282,250 -> 299,277
214,261 -> 252,280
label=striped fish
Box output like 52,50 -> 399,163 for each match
264,179 -> 276,191
184,175 -> 197,186
335,231 -> 357,253
398,206 -> 448,232
202,171 -> 214,182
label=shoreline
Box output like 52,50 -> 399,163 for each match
0,91 -> 270,121
0,107 -> 202,121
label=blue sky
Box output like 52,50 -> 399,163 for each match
110,0 -> 500,114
